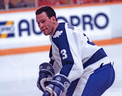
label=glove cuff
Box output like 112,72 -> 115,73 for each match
37,62 -> 55,92
51,74 -> 70,92
39,62 -> 55,76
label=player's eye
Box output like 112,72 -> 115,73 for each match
41,20 -> 45,23
36,20 -> 39,24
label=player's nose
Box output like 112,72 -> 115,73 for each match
39,23 -> 44,29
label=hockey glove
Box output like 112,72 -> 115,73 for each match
43,74 -> 70,96
37,62 -> 55,92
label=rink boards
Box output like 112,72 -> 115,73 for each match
0,2 -> 122,96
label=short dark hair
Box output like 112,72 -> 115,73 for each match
35,6 -> 56,19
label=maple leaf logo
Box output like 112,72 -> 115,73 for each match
53,30 -> 63,38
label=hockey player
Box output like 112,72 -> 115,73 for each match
35,6 -> 115,96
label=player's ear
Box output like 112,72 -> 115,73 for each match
51,16 -> 57,22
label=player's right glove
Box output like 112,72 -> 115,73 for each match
37,62 -> 55,92
43,74 -> 70,96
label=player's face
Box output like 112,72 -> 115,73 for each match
36,12 -> 56,36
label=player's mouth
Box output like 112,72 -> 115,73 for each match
42,28 -> 48,35
42,28 -> 46,32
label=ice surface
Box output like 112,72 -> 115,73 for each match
0,44 -> 122,96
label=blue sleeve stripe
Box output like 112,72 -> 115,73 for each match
60,64 -> 73,77
52,23 -> 74,76
83,48 -> 107,69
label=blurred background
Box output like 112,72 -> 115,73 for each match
0,0 -> 122,10
0,0 -> 122,96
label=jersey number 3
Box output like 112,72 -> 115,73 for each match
61,49 -> 67,60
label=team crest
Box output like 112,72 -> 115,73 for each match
53,30 -> 63,38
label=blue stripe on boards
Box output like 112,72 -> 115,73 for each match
0,22 -> 6,25
7,33 -> 14,37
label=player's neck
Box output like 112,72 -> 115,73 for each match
50,22 -> 59,37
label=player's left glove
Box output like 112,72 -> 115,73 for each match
37,62 -> 55,92
43,74 -> 70,96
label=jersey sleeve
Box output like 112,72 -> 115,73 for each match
51,23 -> 84,82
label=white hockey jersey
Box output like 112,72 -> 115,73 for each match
49,22 -> 110,82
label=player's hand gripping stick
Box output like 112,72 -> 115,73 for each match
43,74 -> 70,96
37,62 -> 54,92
